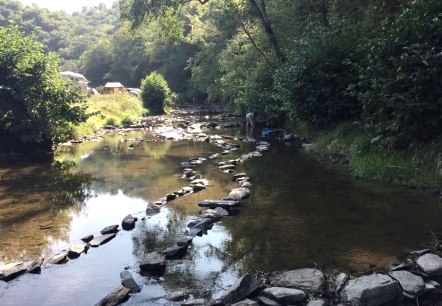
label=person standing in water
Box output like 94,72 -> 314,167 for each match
245,112 -> 255,141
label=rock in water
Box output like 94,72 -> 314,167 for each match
100,225 -> 119,235
340,274 -> 400,306
120,270 -> 141,293
94,285 -> 130,306
27,258 -> 43,274
199,199 -> 240,209
227,187 -> 250,200
416,253 -> 442,276
81,234 -> 94,243
122,215 -> 137,230
0,262 -> 26,281
269,268 -> 325,294
165,290 -> 189,301
262,287 -> 306,304
90,233 -> 117,247
47,252 -> 69,264
139,252 -> 166,275
389,271 -> 425,298
163,245 -> 188,259
68,244 -> 88,259
220,273 -> 261,305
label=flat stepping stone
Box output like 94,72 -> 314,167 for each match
122,215 -> 137,230
232,173 -> 248,181
68,244 -> 88,259
185,227 -> 203,237
199,200 -> 240,209
139,252 -> 166,275
81,234 -> 94,243
191,183 -> 206,191
263,287 -> 306,304
120,271 -> 141,293
47,252 -> 69,264
100,225 -> 119,235
146,203 -> 161,214
218,164 -> 236,171
163,245 -> 188,259
177,236 -> 193,247
95,285 -> 130,306
269,268 -> 325,294
416,253 -> 442,276
0,262 -> 26,281
90,233 -> 117,247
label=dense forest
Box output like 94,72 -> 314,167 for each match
0,0 -> 441,160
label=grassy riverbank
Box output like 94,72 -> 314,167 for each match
295,122 -> 442,190
73,94 -> 147,138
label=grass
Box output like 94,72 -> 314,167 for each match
295,122 -> 442,188
73,94 -> 147,138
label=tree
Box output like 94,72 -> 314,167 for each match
140,71 -> 172,115
0,25 -> 88,154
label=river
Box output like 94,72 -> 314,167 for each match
0,121 -> 441,305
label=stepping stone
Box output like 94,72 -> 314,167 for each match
269,268 -> 325,294
165,290 -> 189,301
220,274 -> 261,305
139,252 -> 166,275
218,164 -> 236,171
163,245 -> 188,259
122,215 -> 137,230
199,200 -> 240,209
0,262 -> 26,281
416,253 -> 442,276
263,287 -> 306,304
177,236 -> 193,247
27,258 -> 43,274
120,270 -> 141,293
90,233 -> 117,247
257,296 -> 280,306
389,270 -> 425,298
47,252 -> 69,264
95,285 -> 130,306
182,299 -> 206,305
68,244 -> 88,259
146,203 -> 161,214
227,187 -> 251,200
81,234 -> 94,243
100,225 -> 119,235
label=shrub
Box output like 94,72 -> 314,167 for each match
140,71 -> 172,115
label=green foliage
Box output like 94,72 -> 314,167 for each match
0,25 -> 87,154
140,71 -> 173,115
354,0 -> 442,145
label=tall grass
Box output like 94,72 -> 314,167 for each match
301,122 -> 442,188
73,94 -> 147,138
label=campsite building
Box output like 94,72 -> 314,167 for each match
103,82 -> 126,94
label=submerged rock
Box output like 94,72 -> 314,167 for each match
262,287 -> 306,304
416,253 -> 442,276
340,274 -> 400,306
94,285 -> 130,306
220,273 -> 261,305
269,268 -> 325,294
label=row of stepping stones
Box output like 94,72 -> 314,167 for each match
94,134 -> 272,305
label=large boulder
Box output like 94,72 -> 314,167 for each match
389,271 -> 425,298
262,287 -> 307,304
269,268 -> 325,294
220,273 -> 261,305
340,274 -> 400,306
416,253 -> 442,276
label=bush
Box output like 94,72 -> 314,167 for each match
140,71 -> 172,115
105,117 -> 118,126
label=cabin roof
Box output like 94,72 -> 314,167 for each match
104,82 -> 125,88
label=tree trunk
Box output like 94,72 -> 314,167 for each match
249,0 -> 285,62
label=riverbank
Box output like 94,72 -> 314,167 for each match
289,121 -> 442,195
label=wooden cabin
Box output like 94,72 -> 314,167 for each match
102,82 -> 126,94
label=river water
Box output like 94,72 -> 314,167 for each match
0,125 -> 441,305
